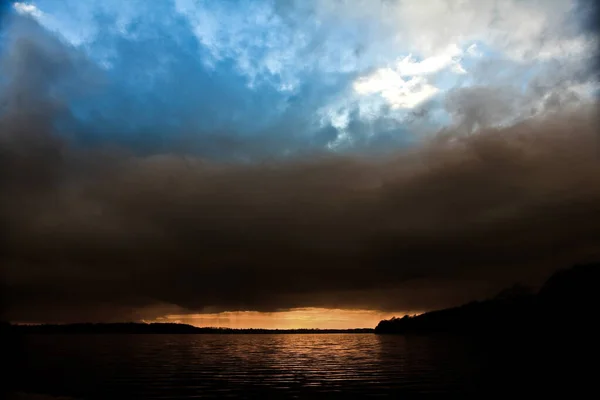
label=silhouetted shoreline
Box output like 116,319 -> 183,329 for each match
3,262 -> 598,337
375,262 -> 600,335
2,322 -> 373,334
3,263 -> 599,398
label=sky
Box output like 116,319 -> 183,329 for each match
1,0 -> 599,328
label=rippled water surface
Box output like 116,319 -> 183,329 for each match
11,333 -> 580,398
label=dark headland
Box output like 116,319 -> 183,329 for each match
374,262 -> 600,396
375,262 -> 600,335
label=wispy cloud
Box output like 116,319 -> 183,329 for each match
2,0 -> 596,154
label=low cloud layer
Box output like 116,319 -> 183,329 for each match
1,2 -> 599,323
3,99 -> 599,321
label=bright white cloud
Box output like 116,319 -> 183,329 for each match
354,71 -> 440,109
12,0 -> 99,46
347,0 -> 597,114
396,44 -> 464,77
13,2 -> 44,18
352,43 -> 467,109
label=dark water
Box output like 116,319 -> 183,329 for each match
9,333 -> 592,398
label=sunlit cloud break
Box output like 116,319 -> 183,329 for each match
2,0 -> 598,156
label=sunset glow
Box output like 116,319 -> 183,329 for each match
152,308 -> 413,330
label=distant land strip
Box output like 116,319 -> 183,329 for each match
1,322 -> 374,334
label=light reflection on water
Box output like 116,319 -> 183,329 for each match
14,333 -> 545,398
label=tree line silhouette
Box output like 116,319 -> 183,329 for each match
375,262 -> 600,334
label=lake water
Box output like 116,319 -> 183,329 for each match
8,333 -> 590,398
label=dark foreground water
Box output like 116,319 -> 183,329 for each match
7,333 -> 593,398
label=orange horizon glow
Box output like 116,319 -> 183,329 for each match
151,308 -> 422,329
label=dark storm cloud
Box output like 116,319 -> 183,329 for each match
3,94 -> 600,322
444,86 -> 519,133
5,107 -> 600,321
1,8 -> 600,323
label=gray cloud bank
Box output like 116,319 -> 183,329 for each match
1,7 -> 600,323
